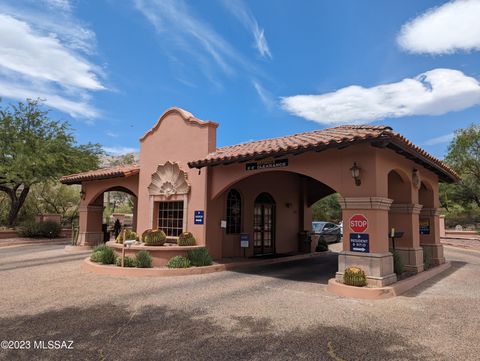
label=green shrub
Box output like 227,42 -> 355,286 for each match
19,220 -> 61,238
144,229 -> 167,246
186,247 -> 213,267
90,247 -> 116,264
93,244 -> 109,253
116,229 -> 138,244
18,221 -> 41,238
167,255 -> 191,268
392,250 -> 404,275
177,232 -> 196,246
90,251 -> 103,263
39,220 -> 62,238
136,250 -> 153,268
343,267 -> 367,287
315,236 -> 329,252
115,255 -> 137,267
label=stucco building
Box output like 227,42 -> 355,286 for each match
61,107 -> 458,286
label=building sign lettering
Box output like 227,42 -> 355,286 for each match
246,158 -> 288,171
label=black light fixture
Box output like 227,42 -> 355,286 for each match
350,162 -> 361,186
80,187 -> 86,200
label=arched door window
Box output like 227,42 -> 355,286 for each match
226,189 -> 241,234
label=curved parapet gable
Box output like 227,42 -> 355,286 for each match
140,107 -> 218,142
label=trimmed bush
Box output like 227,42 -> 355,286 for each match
177,232 -> 196,246
90,251 -> 103,263
167,255 -> 191,268
343,267 -> 367,287
90,246 -> 116,265
19,220 -> 61,238
115,255 -> 137,267
116,229 -> 138,244
187,247 -> 213,267
136,250 -> 153,268
144,229 -> 167,246
315,236 -> 329,252
392,250 -> 404,275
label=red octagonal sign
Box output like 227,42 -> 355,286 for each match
349,214 -> 368,233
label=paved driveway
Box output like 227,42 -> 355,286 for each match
0,243 -> 479,360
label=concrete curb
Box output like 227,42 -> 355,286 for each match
65,245 -> 93,253
82,251 -> 332,277
327,261 -> 451,299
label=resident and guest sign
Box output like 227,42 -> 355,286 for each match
246,158 -> 288,171
194,210 -> 204,225
349,214 -> 369,253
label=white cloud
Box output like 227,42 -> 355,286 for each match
106,131 -> 119,138
0,1 -> 105,118
103,147 -> 139,155
134,0 -> 241,77
281,68 -> 480,124
221,0 -> 272,59
398,0 -> 480,54
424,133 -> 455,146
253,80 -> 275,110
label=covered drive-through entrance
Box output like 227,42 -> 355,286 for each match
61,107 -> 459,287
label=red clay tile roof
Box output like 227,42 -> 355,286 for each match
188,125 -> 459,183
60,164 -> 140,185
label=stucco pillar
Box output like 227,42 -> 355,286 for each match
132,197 -> 138,232
420,208 -> 445,266
77,196 -> 104,246
389,203 -> 424,273
336,197 -> 397,287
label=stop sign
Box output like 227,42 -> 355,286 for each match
349,214 -> 368,233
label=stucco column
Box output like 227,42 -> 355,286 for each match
132,197 -> 138,232
389,203 -> 424,273
419,208 -> 445,266
336,197 -> 397,287
77,205 -> 104,246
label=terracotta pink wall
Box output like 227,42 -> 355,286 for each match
136,109 -> 217,245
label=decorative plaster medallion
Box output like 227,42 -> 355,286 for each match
148,161 -> 190,198
412,169 -> 421,189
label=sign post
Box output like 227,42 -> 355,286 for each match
240,233 -> 249,258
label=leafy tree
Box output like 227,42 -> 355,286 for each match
0,99 -> 102,226
440,124 -> 480,228
312,193 -> 341,222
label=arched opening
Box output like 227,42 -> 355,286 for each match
88,186 -> 138,242
212,170 -> 341,259
253,192 -> 276,255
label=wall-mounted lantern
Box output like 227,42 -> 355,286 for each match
80,187 -> 86,200
350,162 -> 361,186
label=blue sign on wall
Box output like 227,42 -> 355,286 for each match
240,233 -> 249,248
194,211 -> 204,225
349,233 -> 369,253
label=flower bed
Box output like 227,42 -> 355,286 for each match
106,241 -> 205,267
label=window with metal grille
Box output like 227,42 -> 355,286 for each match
226,189 -> 241,234
157,201 -> 184,237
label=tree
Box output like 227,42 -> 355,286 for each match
0,99 -> 103,226
312,193 -> 341,222
444,124 -> 480,208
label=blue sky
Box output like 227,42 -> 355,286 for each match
1,0 -> 480,159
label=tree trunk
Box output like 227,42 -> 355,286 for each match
6,186 -> 30,227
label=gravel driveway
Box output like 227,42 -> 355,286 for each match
0,243 -> 479,361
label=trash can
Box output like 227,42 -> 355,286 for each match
298,231 -> 311,253
102,224 -> 110,243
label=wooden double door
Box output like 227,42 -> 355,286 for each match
253,192 -> 276,255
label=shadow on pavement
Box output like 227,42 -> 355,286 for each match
401,261 -> 466,297
0,303 -> 441,361
231,254 -> 338,285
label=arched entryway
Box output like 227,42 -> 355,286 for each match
253,192 -> 276,255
